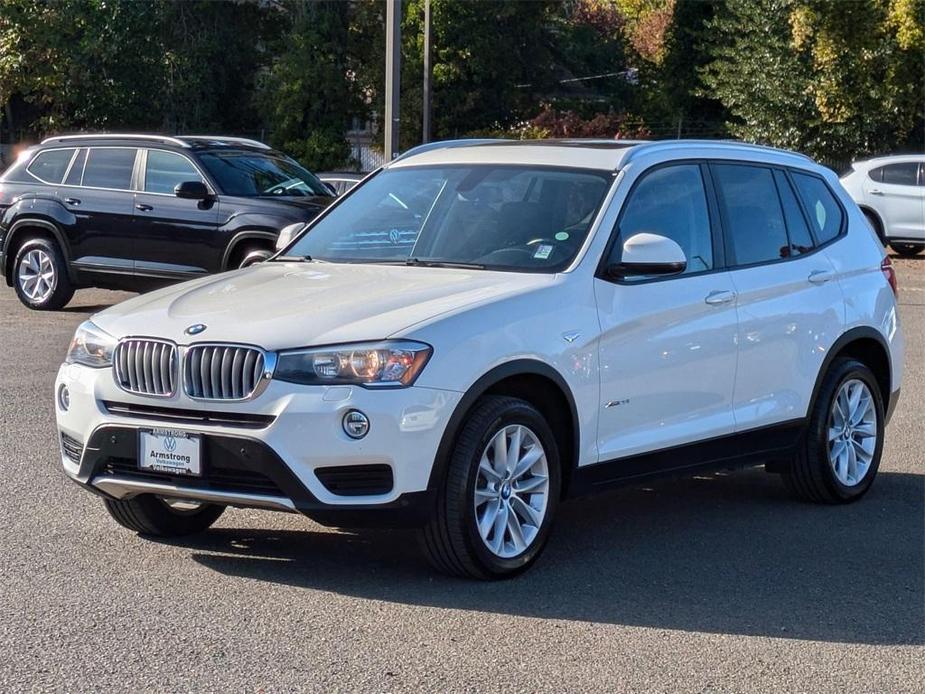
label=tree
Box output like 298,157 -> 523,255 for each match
701,0 -> 925,162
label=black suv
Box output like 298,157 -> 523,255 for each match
0,134 -> 334,309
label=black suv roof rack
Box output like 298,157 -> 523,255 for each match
41,133 -> 190,148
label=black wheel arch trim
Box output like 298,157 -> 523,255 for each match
3,217 -> 75,285
426,359 -> 581,495
221,230 -> 278,270
808,326 -> 894,420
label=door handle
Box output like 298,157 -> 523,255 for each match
704,289 -> 736,306
63,197 -> 81,206
869,189 -> 884,196
135,203 -> 153,212
808,269 -> 835,285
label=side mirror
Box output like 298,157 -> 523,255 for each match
174,180 -> 210,200
605,232 -> 687,280
275,222 -> 305,251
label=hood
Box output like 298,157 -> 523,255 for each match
92,261 -> 555,350
230,194 -> 334,219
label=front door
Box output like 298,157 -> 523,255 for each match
594,163 -> 739,463
131,149 -> 220,279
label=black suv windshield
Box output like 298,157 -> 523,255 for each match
198,150 -> 333,198
285,165 -> 612,272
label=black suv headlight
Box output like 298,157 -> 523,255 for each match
274,340 -> 432,388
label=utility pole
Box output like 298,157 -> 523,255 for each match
384,0 -> 401,161
422,0 -> 432,144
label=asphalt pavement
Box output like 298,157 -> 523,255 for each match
1,257 -> 922,692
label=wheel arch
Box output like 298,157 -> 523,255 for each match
221,230 -> 277,270
857,205 -> 885,241
428,359 -> 580,498
3,218 -> 73,286
809,327 -> 893,420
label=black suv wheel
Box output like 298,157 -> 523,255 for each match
12,237 -> 74,310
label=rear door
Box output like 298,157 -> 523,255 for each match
131,149 -> 220,278
866,161 -> 925,241
711,162 -> 844,432
64,146 -> 139,277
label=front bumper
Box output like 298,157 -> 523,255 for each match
55,363 -> 461,527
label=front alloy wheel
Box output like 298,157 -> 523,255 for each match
421,395 -> 561,579
12,237 -> 74,310
474,424 -> 550,558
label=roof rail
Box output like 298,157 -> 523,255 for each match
179,136 -> 271,150
622,139 -> 813,165
40,133 -> 190,147
390,139 -> 510,164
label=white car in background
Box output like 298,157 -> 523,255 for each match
840,155 -> 925,257
55,139 -> 904,579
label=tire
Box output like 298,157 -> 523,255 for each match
12,236 -> 74,310
782,358 -> 884,504
421,395 -> 561,579
891,242 -> 924,257
104,495 -> 225,537
233,245 -> 272,268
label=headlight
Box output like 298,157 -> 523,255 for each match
275,340 -> 432,387
66,321 -> 117,368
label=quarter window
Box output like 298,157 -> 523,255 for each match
613,164 -> 714,277
82,148 -> 137,190
791,172 -> 844,244
713,164 -> 789,266
144,150 -> 204,194
27,149 -> 75,184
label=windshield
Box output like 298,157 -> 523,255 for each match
284,165 -> 612,272
198,150 -> 333,198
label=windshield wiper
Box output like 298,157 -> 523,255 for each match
274,255 -> 313,262
405,257 -> 486,270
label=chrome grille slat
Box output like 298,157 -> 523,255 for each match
184,344 -> 266,401
113,339 -> 177,397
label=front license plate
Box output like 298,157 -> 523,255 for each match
138,429 -> 202,476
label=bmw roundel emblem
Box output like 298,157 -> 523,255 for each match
185,323 -> 207,336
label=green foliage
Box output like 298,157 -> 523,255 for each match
702,0 -> 924,161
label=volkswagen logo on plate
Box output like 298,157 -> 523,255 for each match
163,435 -> 177,452
185,323 -> 207,336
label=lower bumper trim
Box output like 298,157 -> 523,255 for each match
92,475 -> 297,513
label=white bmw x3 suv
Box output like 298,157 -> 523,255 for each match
56,139 -> 904,579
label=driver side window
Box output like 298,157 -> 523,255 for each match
612,164 -> 713,280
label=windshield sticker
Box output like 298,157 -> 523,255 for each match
534,244 -> 554,260
555,231 -> 569,241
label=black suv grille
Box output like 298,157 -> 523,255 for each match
100,457 -> 283,497
315,464 -> 394,496
60,433 -> 83,463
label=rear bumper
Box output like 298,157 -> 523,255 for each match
63,424 -> 436,528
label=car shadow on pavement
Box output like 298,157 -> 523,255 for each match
180,468 -> 924,646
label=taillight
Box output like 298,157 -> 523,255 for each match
881,256 -> 898,296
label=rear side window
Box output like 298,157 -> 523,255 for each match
712,164 -> 789,266
144,150 -> 204,194
773,170 -> 815,256
791,173 -> 844,244
64,148 -> 86,186
614,164 -> 714,276
82,148 -> 137,190
27,149 -> 75,184
874,163 -> 919,186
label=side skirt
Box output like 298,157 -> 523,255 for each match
568,419 -> 805,498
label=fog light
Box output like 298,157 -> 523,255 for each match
58,384 -> 70,411
343,410 -> 370,439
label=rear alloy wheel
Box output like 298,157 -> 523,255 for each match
104,494 -> 225,537
13,237 -> 74,310
782,358 -> 884,503
891,242 -> 924,257
421,395 -> 561,579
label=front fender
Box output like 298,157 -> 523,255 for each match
1,197 -> 77,284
